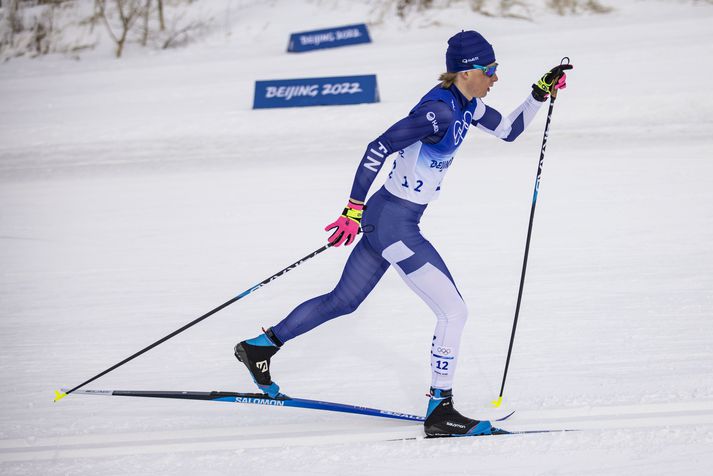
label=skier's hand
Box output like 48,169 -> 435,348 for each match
532,61 -> 574,102
325,199 -> 364,247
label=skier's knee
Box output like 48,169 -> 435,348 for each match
438,300 -> 468,324
327,292 -> 361,316
452,303 -> 468,324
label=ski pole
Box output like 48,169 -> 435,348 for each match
492,58 -> 569,408
55,242 -> 333,402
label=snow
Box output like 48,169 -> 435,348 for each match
1,0 -> 713,474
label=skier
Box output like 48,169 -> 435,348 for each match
234,30 -> 572,437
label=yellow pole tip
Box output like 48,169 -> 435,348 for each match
491,396 -> 503,408
53,390 -> 67,403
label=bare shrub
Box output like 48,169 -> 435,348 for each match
375,0 -> 561,22
159,10 -> 206,49
499,0 -> 532,20
96,0 -> 146,58
30,5 -> 53,54
1,0 -> 99,60
140,0 -> 150,46
1,0 -> 22,49
157,0 -> 164,31
584,0 -> 613,13
95,0 -> 208,57
469,0 -> 494,17
395,0 -> 435,19
548,0 -> 612,15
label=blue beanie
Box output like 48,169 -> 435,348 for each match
446,30 -> 496,73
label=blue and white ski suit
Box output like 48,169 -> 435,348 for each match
272,84 -> 543,389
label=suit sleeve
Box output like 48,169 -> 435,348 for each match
471,93 -> 543,142
348,100 -> 453,202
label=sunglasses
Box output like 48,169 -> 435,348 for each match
470,63 -> 498,77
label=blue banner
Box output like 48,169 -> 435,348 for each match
253,75 -> 379,109
287,24 -> 371,53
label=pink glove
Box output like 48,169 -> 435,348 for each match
554,73 -> 568,91
325,199 -> 364,247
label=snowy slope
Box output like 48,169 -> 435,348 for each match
1,0 -> 713,474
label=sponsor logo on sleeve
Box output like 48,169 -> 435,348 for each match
426,111 -> 439,133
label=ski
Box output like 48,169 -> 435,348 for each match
389,427 -> 573,441
423,428 -> 574,439
64,388 -> 517,425
63,388 -> 567,441
64,388 -> 427,422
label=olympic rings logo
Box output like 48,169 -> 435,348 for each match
452,110 -> 473,145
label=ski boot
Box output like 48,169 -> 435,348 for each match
234,327 -> 282,398
424,388 -> 492,437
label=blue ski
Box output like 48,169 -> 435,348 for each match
65,388 -> 517,425
65,388 -> 427,422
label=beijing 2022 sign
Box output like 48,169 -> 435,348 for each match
253,75 -> 379,109
287,24 -> 371,53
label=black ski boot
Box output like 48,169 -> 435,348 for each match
234,328 -> 282,398
424,388 -> 492,437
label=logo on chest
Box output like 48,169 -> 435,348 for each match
452,110 -> 473,145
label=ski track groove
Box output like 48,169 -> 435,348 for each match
1,400 -> 712,462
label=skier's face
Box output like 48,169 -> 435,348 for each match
459,64 -> 498,99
